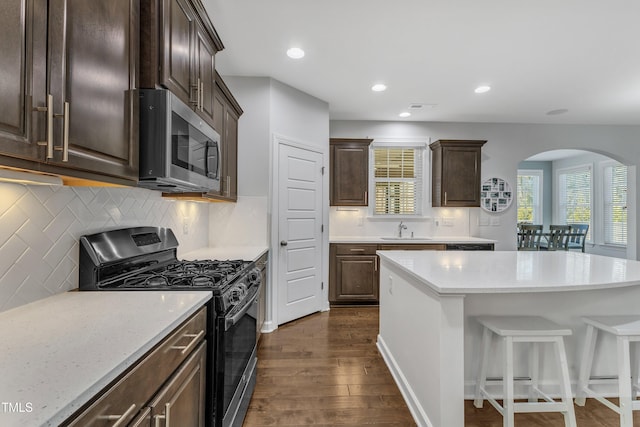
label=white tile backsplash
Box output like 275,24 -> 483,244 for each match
0,183 -> 209,312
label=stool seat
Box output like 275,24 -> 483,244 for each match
581,315 -> 640,336
477,315 -> 572,337
474,315 -> 577,427
576,315 -> 640,427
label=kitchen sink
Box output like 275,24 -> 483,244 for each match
381,237 -> 432,241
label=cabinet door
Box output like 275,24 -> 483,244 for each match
47,0 -> 138,181
223,107 -> 239,200
150,341 -> 207,427
161,0 -> 196,106
330,139 -> 372,206
442,146 -> 481,206
333,255 -> 379,302
0,0 -> 46,161
194,21 -> 216,127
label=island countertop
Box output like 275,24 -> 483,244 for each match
376,250 -> 640,294
0,291 -> 212,427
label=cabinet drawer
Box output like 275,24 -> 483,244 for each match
333,244 -> 378,255
64,306 -> 207,427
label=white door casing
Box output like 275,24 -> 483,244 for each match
276,142 -> 324,325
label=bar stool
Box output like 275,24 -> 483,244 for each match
575,315 -> 640,427
474,316 -> 577,427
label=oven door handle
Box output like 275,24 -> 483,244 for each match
225,288 -> 259,331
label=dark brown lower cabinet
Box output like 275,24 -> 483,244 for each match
329,242 -> 485,304
64,307 -> 207,427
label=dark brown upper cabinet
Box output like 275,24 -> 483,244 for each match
430,139 -> 486,207
0,0 -> 140,185
209,72 -> 242,201
330,138 -> 373,206
140,0 -> 223,130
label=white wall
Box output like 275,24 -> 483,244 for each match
330,120 -> 640,255
0,184 -> 209,312
211,76 -> 330,329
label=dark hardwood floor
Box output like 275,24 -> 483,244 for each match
244,306 -> 637,426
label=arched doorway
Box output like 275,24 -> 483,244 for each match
517,149 -> 631,258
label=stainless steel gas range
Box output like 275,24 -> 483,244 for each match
78,226 -> 260,427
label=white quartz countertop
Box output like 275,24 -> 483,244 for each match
0,291 -> 212,427
181,246 -> 268,262
331,236 -> 496,244
377,250 -> 640,294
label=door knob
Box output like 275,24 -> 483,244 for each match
280,240 -> 288,246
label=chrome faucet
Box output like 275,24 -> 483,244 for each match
398,221 -> 408,238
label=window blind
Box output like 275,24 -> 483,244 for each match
373,147 -> 423,215
603,164 -> 627,245
517,171 -> 542,223
558,166 -> 591,239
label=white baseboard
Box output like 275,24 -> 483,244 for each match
376,334 -> 433,427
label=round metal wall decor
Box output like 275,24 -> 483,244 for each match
480,177 -> 512,212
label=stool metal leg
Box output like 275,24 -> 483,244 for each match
529,342 -> 539,402
575,324 -> 597,406
617,336 -> 634,427
554,337 -> 577,427
503,336 -> 515,427
474,326 -> 492,408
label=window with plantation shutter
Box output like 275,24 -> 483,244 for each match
603,163 -> 627,245
517,170 -> 543,224
557,165 -> 592,240
372,146 -> 424,215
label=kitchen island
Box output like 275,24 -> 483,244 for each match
377,250 -> 640,427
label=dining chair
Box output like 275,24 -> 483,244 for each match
517,224 -> 542,250
541,225 -> 571,251
567,224 -> 589,252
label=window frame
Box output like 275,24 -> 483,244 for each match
516,169 -> 544,225
601,160 -> 627,247
555,163 -> 593,242
368,139 -> 428,218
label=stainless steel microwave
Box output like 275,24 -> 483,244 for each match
137,89 -> 221,193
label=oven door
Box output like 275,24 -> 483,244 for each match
217,286 -> 258,427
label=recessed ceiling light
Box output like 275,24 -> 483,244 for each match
399,112 -> 411,118
474,85 -> 491,94
546,108 -> 569,116
286,47 -> 305,59
371,84 -> 387,92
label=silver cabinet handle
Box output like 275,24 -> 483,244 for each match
154,403 -> 171,427
375,256 -> 378,272
170,330 -> 204,355
36,94 -> 54,159
199,80 -> 204,111
36,96 -> 70,161
444,191 -> 447,205
226,175 -> 231,196
98,403 -> 137,427
280,240 -> 288,246
54,101 -> 70,161
350,248 -> 365,252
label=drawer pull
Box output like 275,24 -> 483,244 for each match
170,330 -> 205,355
154,403 -> 171,427
98,403 -> 137,427
350,248 -> 365,252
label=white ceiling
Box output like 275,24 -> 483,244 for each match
203,0 -> 640,125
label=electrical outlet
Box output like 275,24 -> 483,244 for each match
183,218 -> 189,234
490,217 -> 500,226
357,216 -> 364,226
443,217 -> 454,226
479,216 -> 490,226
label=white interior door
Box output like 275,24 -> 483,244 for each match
277,143 -> 323,325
